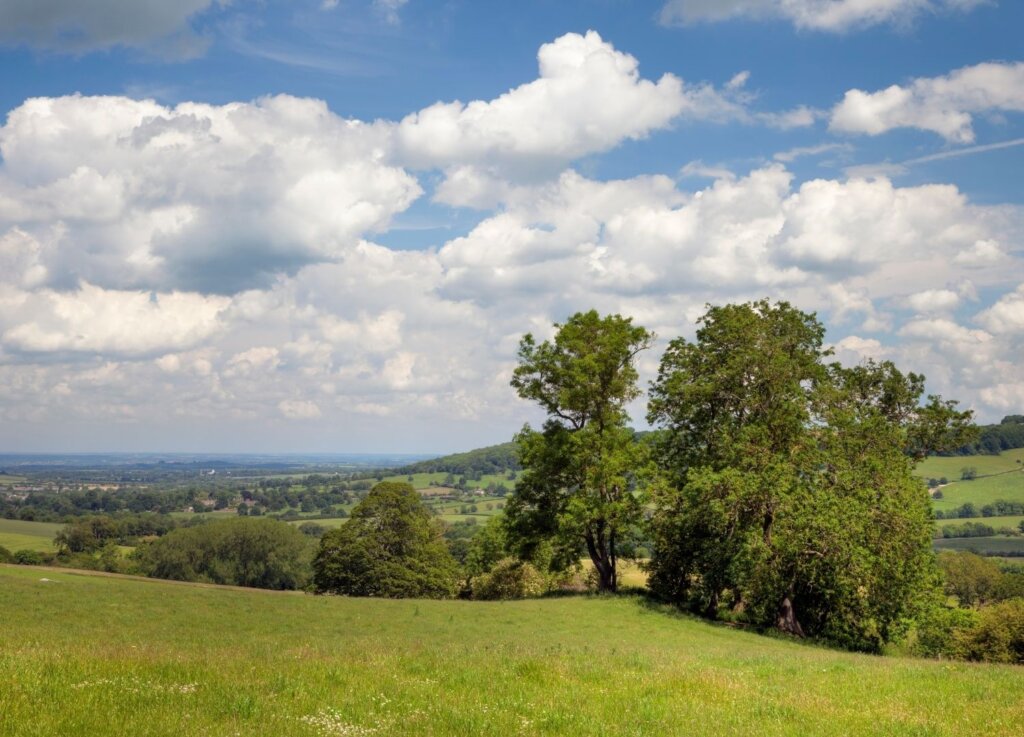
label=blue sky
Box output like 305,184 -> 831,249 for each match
0,0 -> 1022,452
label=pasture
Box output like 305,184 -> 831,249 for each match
0,518 -> 62,552
917,449 -> 1024,513
0,473 -> 27,485
932,536 -> 1024,556
1,565 -> 1023,737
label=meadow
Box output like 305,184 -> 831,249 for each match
0,518 -> 62,552
932,536 -> 1024,555
2,565 -> 1023,737
917,449 -> 1024,512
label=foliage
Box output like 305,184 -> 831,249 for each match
12,549 -> 45,565
506,310 -> 653,592
646,300 -> 974,651
470,558 -> 547,600
312,482 -> 458,598
911,603 -> 979,659
937,551 -> 1003,605
135,517 -> 312,590
953,599 -> 1024,664
949,414 -> 1024,455
394,442 -> 520,479
0,545 -> 11,563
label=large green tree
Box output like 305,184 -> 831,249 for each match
312,481 -> 458,598
506,310 -> 653,592
647,300 -> 975,651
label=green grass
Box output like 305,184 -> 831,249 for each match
932,536 -> 1024,555
377,471 -> 517,491
0,474 -> 27,485
0,519 -> 63,552
916,448 -> 1024,480
1,566 -> 1023,737
917,449 -> 1024,512
935,515 -> 1024,531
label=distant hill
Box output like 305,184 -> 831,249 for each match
397,442 -> 520,477
947,415 -> 1024,456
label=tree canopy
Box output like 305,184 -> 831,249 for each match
506,310 -> 653,592
646,300 -> 975,651
312,481 -> 458,598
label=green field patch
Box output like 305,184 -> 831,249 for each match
0,519 -> 63,552
933,536 -> 1024,556
377,471 -> 517,491
1,566 -> 1023,737
0,474 -> 27,486
916,448 -> 1024,480
935,515 -> 1024,531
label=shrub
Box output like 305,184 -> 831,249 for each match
136,517 -> 312,590
471,558 -> 546,600
0,545 -> 12,563
954,599 -> 1024,664
13,549 -> 45,565
912,604 -> 979,659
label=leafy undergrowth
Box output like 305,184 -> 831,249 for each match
1,565 -> 1021,737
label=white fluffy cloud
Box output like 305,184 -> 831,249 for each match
396,31 -> 691,169
660,0 -> 987,32
0,94 -> 419,294
0,0 -> 220,57
830,62 -> 1024,142
976,284 -> 1024,334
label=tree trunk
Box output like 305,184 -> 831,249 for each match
584,531 -> 617,593
704,589 -> 720,619
776,592 -> 804,637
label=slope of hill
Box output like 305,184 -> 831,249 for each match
396,442 -> 520,477
1,565 -> 1021,737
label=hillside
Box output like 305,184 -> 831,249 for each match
2,566 -> 1022,737
396,441 -> 520,477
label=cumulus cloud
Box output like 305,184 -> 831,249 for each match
830,62 -> 1024,142
0,0 -> 220,57
0,283 -> 228,356
976,284 -> 1024,334
395,30 -> 748,189
278,399 -> 322,420
0,94 -> 419,294
659,0 -> 987,32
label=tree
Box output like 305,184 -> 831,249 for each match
646,300 -> 975,651
312,482 -> 458,598
506,310 -> 653,592
136,517 -> 312,590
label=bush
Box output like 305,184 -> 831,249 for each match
471,558 -> 546,600
298,522 -> 327,538
912,604 -> 979,659
136,517 -> 312,590
0,545 -> 12,563
13,549 -> 45,565
954,599 -> 1024,664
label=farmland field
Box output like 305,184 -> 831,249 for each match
935,515 -> 1024,531
377,471 -> 517,491
917,449 -> 1024,512
0,473 -> 27,485
1,565 -> 1023,737
0,518 -> 62,552
932,536 -> 1024,555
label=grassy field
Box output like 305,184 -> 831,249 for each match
932,536 -> 1024,555
0,473 -> 27,485
935,515 -> 1024,531
916,449 -> 1024,513
377,471 -> 517,491
0,519 -> 63,552
1,565 -> 1023,737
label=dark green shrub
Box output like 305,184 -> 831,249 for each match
13,549 -> 45,565
471,558 -> 546,600
954,599 -> 1024,664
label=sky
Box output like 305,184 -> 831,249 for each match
0,0 -> 1022,453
